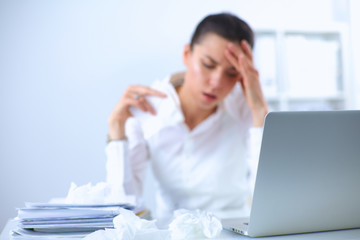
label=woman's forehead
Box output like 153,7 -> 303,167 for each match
193,33 -> 235,66
196,33 -> 232,49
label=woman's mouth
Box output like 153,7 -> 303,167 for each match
203,92 -> 217,102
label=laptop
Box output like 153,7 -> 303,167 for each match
222,110 -> 360,237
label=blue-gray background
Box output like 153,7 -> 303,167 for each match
1,0 -> 360,230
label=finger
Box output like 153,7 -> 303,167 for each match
240,40 -> 253,62
227,43 -> 254,72
226,43 -> 251,69
122,90 -> 148,110
225,47 -> 248,76
238,77 -> 246,92
228,42 -> 254,68
124,89 -> 158,115
125,97 -> 148,112
141,98 -> 156,115
227,43 -> 243,58
224,48 -> 240,70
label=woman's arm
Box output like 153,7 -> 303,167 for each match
224,40 -> 268,127
106,85 -> 166,197
246,127 -> 263,195
106,118 -> 149,197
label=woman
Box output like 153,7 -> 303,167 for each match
106,12 -> 268,225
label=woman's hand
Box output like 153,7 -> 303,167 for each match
224,40 -> 268,127
108,85 -> 166,140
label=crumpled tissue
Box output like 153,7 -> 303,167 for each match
59,182 -> 222,239
60,182 -> 135,205
83,208 -> 170,240
83,208 -> 222,240
169,209 -> 222,239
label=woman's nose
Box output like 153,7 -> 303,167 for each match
208,70 -> 224,88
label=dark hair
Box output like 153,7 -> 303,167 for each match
190,12 -> 254,50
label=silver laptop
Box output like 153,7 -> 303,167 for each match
223,111 -> 360,237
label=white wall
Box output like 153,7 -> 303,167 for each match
350,0 -> 360,107
0,0 -> 357,230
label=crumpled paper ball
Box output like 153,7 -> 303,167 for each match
83,208 -> 222,240
83,208 -> 170,240
169,209 -> 222,239
64,182 -> 136,205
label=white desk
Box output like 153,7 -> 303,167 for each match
2,219 -> 360,240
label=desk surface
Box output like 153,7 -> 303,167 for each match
2,219 -> 360,240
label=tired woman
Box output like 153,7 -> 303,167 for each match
106,12 -> 268,226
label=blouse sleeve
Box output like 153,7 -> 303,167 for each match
224,83 -> 263,198
105,117 -> 150,198
246,127 -> 263,195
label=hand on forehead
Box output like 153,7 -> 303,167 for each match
194,33 -> 241,70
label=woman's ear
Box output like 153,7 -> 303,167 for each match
182,44 -> 191,67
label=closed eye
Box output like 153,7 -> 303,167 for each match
227,71 -> 238,78
202,61 -> 215,69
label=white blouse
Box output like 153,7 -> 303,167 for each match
105,75 -> 263,225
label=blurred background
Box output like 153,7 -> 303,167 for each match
1,0 -> 360,229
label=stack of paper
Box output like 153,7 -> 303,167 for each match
12,202 -> 134,238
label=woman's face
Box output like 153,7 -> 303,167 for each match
183,33 -> 240,111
